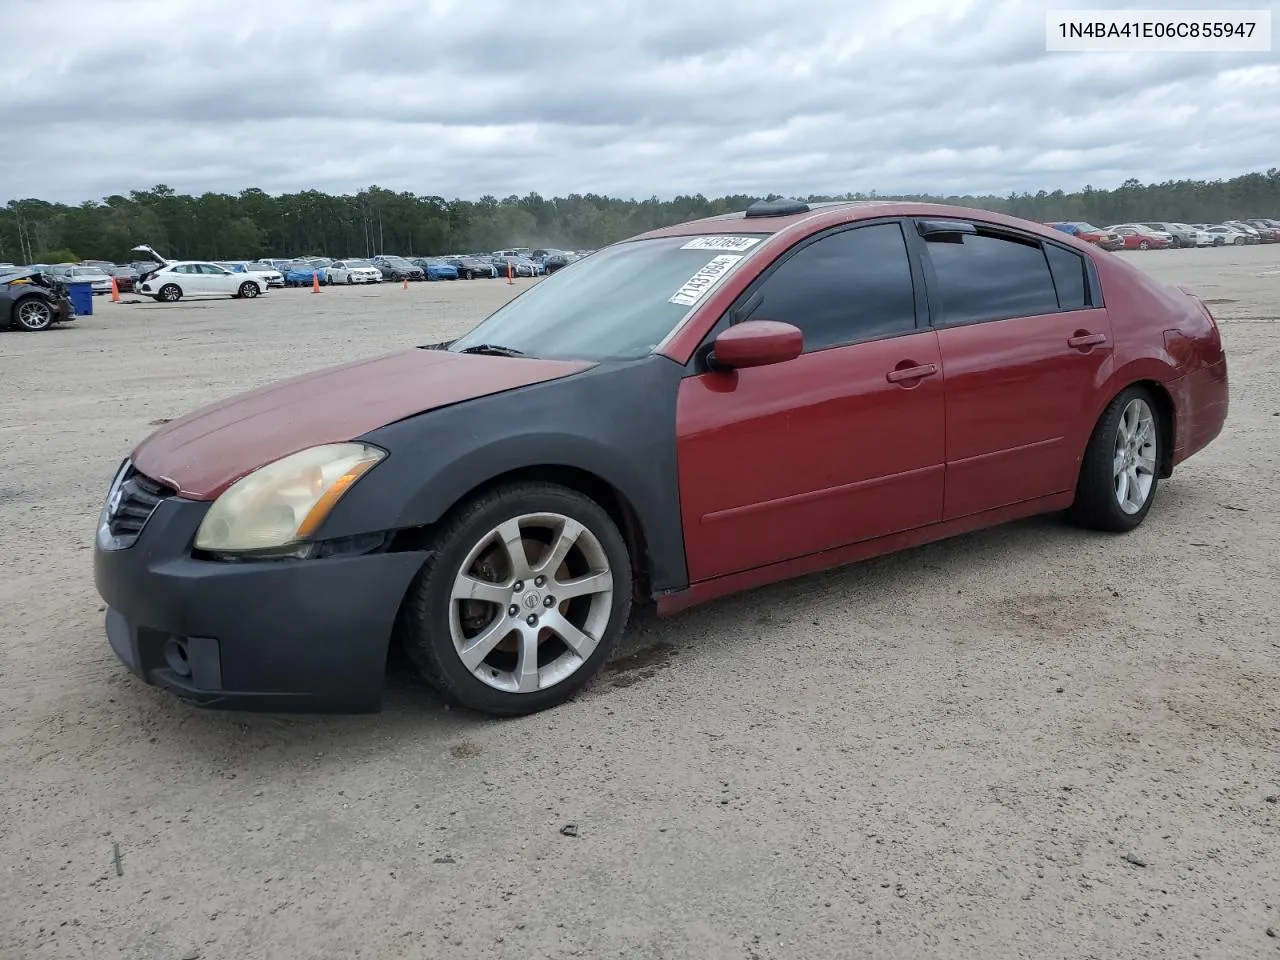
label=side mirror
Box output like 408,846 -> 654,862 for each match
710,320 -> 803,370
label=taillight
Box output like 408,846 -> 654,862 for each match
1195,296 -> 1222,349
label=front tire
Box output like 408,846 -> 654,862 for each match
158,284 -> 181,302
13,298 -> 54,331
1138,239 -> 1150,250
1068,386 -> 1161,533
238,282 -> 259,299
400,482 -> 633,716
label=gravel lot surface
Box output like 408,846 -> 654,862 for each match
2,247 -> 1278,960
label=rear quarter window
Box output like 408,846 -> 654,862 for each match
1044,244 -> 1089,310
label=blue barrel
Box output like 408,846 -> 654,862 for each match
66,281 -> 93,316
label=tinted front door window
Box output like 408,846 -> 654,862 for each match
750,223 -> 917,351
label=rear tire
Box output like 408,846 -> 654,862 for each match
1068,386 -> 1161,533
400,481 -> 633,716
158,284 -> 181,302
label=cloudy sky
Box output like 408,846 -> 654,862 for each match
3,0 -> 1277,203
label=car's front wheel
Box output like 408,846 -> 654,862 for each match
401,482 -> 633,716
1068,386 -> 1161,532
238,282 -> 259,299
13,297 -> 54,331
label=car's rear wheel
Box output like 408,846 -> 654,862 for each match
1234,237 -> 1245,245
463,270 -> 474,279
400,482 -> 632,716
1068,386 -> 1160,533
238,282 -> 259,299
13,298 -> 54,331
158,284 -> 181,302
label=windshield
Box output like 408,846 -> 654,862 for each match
346,260 -> 373,268
1076,222 -> 1101,232
380,257 -> 411,267
449,234 -> 767,361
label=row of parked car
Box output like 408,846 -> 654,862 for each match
3,246 -> 592,299
253,248 -> 589,286
1047,218 -> 1280,250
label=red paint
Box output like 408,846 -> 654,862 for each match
652,202 -> 1123,366
665,200 -> 1228,606
934,309 -> 1114,519
657,492 -> 1076,616
711,320 -> 803,368
131,350 -> 593,500
676,331 -> 946,582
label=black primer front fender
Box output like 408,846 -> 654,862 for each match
320,356 -> 690,594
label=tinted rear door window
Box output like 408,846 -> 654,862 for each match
923,229 -> 1059,325
749,222 -> 917,351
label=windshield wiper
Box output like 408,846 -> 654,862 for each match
458,344 -> 526,357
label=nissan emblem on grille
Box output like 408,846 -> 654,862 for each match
101,463 -> 176,545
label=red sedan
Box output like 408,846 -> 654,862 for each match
93,199 -> 1230,716
1108,225 -> 1175,250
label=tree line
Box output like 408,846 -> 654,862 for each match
3,169 -> 1279,265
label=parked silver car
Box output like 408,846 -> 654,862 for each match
53,265 -> 115,294
1140,222 -> 1200,248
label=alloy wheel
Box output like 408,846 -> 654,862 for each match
15,299 -> 53,330
449,512 -> 614,694
1113,397 -> 1157,515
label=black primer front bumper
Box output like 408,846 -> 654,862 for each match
93,495 -> 429,713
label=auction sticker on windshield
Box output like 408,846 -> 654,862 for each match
669,255 -> 743,306
681,236 -> 762,252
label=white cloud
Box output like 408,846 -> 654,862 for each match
2,0 -> 1277,203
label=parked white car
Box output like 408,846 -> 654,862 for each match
136,262 -> 269,302
327,259 -> 383,284
1194,224 -> 1250,246
1223,220 -> 1263,243
217,261 -> 285,288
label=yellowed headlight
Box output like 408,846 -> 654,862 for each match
193,443 -> 385,553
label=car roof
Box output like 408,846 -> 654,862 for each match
630,199 -> 1091,246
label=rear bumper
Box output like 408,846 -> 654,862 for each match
93,496 -> 430,713
1171,357 -> 1229,467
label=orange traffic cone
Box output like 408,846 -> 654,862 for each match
110,276 -> 120,302
507,263 -> 514,285
402,276 -> 409,290
311,272 -> 320,293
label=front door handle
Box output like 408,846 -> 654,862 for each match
1067,332 -> 1107,349
886,362 -> 939,384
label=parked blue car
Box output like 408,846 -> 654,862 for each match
284,264 -> 328,287
412,258 -> 459,281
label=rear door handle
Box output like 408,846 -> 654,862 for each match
886,362 -> 939,383
1067,332 -> 1107,348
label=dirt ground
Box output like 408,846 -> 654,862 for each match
1,247 -> 1278,960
